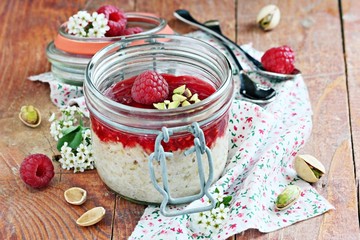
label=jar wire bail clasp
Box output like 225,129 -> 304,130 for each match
148,122 -> 216,217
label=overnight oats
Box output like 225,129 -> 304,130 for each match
84,35 -> 234,205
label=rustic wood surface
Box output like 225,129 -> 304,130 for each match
0,0 -> 359,239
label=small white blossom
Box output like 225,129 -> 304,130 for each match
190,188 -> 232,235
66,10 -> 109,38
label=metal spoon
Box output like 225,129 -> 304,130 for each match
174,9 -> 301,81
203,21 -> 276,103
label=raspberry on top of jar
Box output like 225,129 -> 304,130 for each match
92,70 -> 228,153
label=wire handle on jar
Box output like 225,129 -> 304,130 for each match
148,122 -> 216,217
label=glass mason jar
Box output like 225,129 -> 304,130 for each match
84,34 -> 234,215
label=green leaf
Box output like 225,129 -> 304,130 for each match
62,125 -> 80,135
68,130 -> 83,150
57,126 -> 82,151
222,196 -> 232,206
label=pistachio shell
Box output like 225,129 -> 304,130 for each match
64,187 -> 87,205
294,154 -> 326,183
275,185 -> 301,210
76,207 -> 105,227
19,106 -> 41,128
256,5 -> 281,31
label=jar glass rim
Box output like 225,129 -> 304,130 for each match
85,34 -> 232,116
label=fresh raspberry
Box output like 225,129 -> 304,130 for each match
97,5 -> 127,37
261,45 -> 295,74
131,70 -> 169,105
122,27 -> 144,36
20,154 -> 55,188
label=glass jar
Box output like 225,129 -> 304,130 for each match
84,35 -> 234,214
46,12 -> 173,86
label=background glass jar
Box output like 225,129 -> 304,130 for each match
46,12 -> 173,86
84,35 -> 234,211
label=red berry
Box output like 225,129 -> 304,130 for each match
131,70 -> 169,105
20,154 -> 55,188
97,5 -> 127,37
261,45 -> 295,74
122,27 -> 143,36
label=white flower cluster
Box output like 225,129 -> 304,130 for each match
59,132 -> 95,173
67,10 -> 110,37
49,106 -> 95,172
191,187 -> 231,234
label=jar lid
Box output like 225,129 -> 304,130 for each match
54,12 -> 173,55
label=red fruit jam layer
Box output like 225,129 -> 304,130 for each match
91,73 -> 229,153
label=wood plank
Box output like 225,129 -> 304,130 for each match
0,173 -> 115,239
342,0 -> 360,180
236,0 -> 359,239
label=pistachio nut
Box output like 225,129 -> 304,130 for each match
76,206 -> 106,227
294,154 -> 326,183
275,185 -> 301,210
19,105 -> 41,128
256,4 -> 281,31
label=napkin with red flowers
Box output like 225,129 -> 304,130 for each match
128,31 -> 334,239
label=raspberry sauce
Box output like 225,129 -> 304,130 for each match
91,73 -> 228,153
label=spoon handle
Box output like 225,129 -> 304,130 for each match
174,9 -> 263,69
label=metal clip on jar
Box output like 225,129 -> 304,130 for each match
84,34 -> 234,216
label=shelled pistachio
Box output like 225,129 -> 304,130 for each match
19,105 -> 41,128
275,185 -> 301,210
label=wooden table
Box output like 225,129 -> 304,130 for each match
1,0 -> 359,239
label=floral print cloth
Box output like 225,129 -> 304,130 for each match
29,31 -> 334,239
129,32 -> 334,239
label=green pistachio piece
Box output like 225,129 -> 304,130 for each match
20,105 -> 39,124
153,102 -> 167,110
275,185 -> 301,210
189,93 -> 199,102
311,167 -> 324,179
181,100 -> 191,107
168,101 -> 180,109
183,88 -> 192,98
172,94 -> 187,102
173,85 -> 186,95
164,100 -> 171,105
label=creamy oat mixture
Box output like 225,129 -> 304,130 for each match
92,131 -> 229,204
